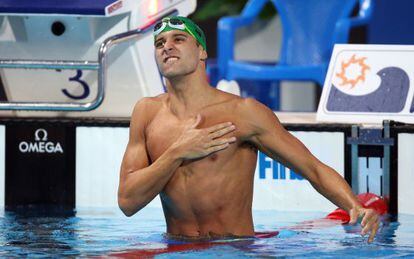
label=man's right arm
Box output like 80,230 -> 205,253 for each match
118,98 -> 237,216
118,98 -> 182,216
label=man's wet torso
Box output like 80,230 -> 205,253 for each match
145,93 -> 258,238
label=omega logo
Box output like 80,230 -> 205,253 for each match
34,128 -> 48,141
19,128 -> 64,154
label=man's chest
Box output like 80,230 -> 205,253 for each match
144,109 -> 252,162
145,115 -> 183,161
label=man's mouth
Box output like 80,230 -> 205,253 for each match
164,56 -> 179,63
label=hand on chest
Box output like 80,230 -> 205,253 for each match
146,112 -> 243,163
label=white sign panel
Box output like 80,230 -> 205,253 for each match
76,127 -> 344,212
398,133 -> 414,215
76,127 -> 162,208
253,131 -> 345,212
317,44 -> 414,124
0,125 -> 4,208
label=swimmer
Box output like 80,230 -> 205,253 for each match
117,16 -> 380,243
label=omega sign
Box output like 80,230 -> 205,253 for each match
19,128 -> 64,154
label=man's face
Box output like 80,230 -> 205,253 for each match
154,30 -> 205,78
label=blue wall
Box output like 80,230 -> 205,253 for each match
369,0 -> 414,44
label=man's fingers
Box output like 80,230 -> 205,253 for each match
209,125 -> 236,139
206,122 -> 233,133
206,142 -> 230,153
346,208 -> 380,243
360,209 -> 377,229
208,137 -> 237,147
367,220 -> 379,243
204,137 -> 236,155
360,211 -> 369,227
357,209 -> 379,243
348,209 -> 360,225
363,217 -> 379,243
361,216 -> 372,235
361,217 -> 377,235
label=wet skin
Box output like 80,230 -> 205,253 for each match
118,29 -> 380,242
145,94 -> 257,237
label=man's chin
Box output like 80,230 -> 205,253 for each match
161,68 -> 195,79
161,70 -> 185,79
162,72 -> 180,79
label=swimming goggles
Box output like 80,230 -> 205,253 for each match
152,16 -> 207,51
153,17 -> 187,37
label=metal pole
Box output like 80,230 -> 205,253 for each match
383,120 -> 391,198
351,125 -> 359,194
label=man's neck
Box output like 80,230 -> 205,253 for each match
166,73 -> 215,118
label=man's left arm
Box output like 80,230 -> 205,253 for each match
239,98 -> 379,242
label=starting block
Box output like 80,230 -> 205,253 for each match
0,0 -> 196,117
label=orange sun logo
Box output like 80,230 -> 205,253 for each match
336,54 -> 370,88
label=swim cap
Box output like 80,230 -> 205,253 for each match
153,16 -> 207,51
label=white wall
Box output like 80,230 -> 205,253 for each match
75,127 -> 344,212
253,131 -> 344,212
398,133 -> 414,214
76,126 -> 161,208
76,127 -> 127,208
0,125 -> 4,208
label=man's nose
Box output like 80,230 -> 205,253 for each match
163,39 -> 175,51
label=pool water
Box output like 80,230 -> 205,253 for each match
0,207 -> 413,258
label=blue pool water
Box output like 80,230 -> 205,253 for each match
0,207 -> 413,258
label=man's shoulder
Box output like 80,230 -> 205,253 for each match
133,94 -> 166,111
137,93 -> 166,105
230,96 -> 268,114
131,94 -> 167,122
215,90 -> 254,108
228,97 -> 278,129
212,90 -> 270,117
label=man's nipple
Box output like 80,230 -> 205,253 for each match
209,154 -> 218,161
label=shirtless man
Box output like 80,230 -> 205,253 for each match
118,16 -> 380,242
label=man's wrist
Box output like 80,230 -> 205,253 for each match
165,145 -> 184,164
348,203 -> 363,213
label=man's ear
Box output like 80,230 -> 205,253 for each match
199,48 -> 208,61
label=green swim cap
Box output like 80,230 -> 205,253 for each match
153,16 -> 207,51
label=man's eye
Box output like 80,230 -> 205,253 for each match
155,41 -> 164,48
